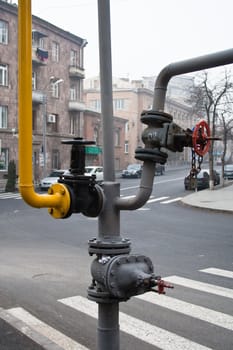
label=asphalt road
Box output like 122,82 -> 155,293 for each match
0,167 -> 232,350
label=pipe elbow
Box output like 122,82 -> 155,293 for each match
115,185 -> 152,210
19,183 -> 71,218
115,160 -> 155,211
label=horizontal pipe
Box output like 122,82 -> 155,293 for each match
18,0 -> 67,210
19,186 -> 64,208
153,48 -> 233,110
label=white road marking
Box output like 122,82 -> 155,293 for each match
154,177 -> 185,185
165,276 -> 233,299
0,192 -> 21,199
59,296 -> 212,350
161,197 -> 182,204
137,207 -> 150,211
137,292 -> 233,331
120,195 -> 183,205
5,307 -> 89,350
121,195 -> 154,200
200,268 -> 233,279
147,196 -> 169,203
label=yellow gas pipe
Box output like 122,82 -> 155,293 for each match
18,0 -> 70,218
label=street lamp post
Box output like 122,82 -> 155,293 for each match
41,78 -> 63,178
42,94 -> 47,178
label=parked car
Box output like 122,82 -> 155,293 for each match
223,164 -> 233,180
121,164 -> 142,178
85,166 -> 103,183
155,164 -> 165,175
39,169 -> 66,190
184,169 -> 220,190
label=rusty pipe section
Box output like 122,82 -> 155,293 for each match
18,0 -> 70,217
115,161 -> 155,210
153,48 -> 233,111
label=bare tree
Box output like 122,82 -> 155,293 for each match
190,69 -> 233,189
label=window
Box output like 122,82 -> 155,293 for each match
90,99 -> 101,112
70,86 -> 76,101
115,129 -> 120,146
125,121 -> 129,134
113,99 -> 125,110
94,127 -> 100,145
0,64 -> 8,86
52,149 -> 60,169
0,105 -> 7,128
0,20 -> 8,44
70,114 -> 75,135
51,82 -> 60,98
52,41 -> 59,62
47,113 -> 58,133
32,30 -> 45,48
70,49 -> 78,66
0,148 -> 8,170
124,141 -> 129,154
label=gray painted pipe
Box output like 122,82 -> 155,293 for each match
153,48 -> 233,111
115,161 -> 155,210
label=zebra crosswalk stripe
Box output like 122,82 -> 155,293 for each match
200,267 -> 233,279
136,292 -> 233,331
0,193 -> 21,199
58,295 -> 212,350
3,307 -> 89,350
165,275 -> 233,299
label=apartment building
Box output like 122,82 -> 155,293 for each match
84,76 -> 196,166
0,0 -> 126,187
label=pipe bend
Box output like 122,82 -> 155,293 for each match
115,161 -> 155,211
19,184 -> 64,208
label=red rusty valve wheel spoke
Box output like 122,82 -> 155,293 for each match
192,120 -> 211,156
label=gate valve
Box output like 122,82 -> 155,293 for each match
151,276 -> 174,294
50,137 -> 104,218
89,254 -> 156,302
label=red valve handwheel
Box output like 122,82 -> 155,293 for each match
192,120 -> 210,156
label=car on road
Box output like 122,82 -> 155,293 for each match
121,164 -> 142,178
85,166 -> 104,183
184,169 -> 220,190
155,164 -> 165,175
39,169 -> 66,190
223,164 -> 233,180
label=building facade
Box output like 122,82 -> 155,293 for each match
0,1 -> 126,189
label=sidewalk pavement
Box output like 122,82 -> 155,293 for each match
181,182 -> 233,213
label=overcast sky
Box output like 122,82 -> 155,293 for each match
29,0 -> 233,79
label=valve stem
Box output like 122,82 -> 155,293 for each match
151,276 -> 174,294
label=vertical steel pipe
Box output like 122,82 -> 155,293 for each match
98,0 -> 115,182
97,1 -> 120,349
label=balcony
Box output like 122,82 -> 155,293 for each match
68,100 -> 85,111
32,47 -> 48,66
69,66 -> 85,79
